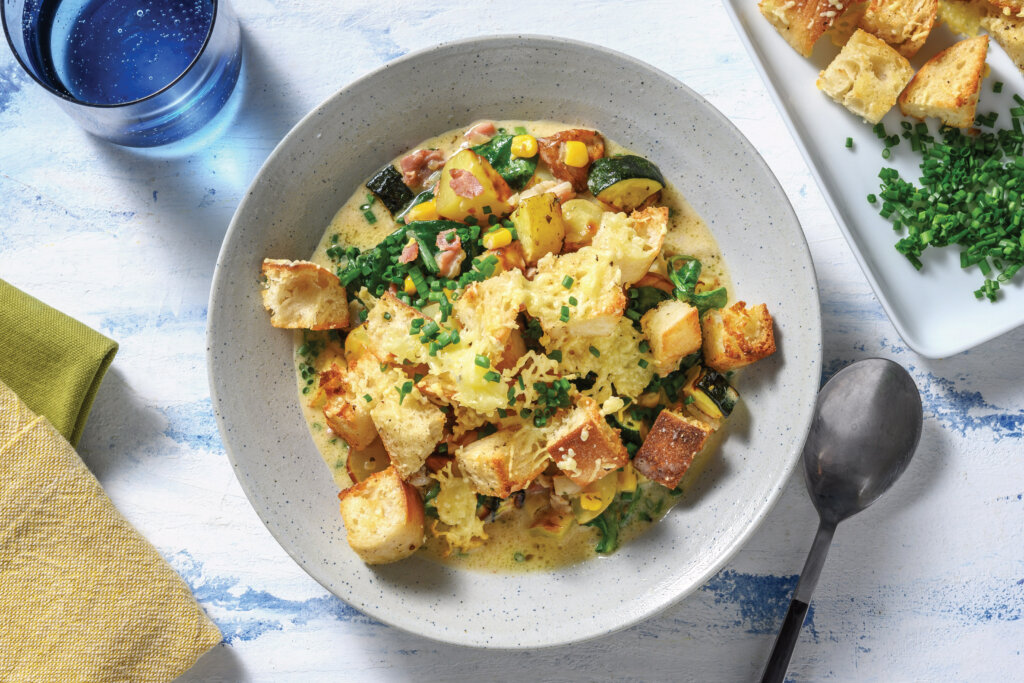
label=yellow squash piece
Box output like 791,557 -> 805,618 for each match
570,471 -> 618,523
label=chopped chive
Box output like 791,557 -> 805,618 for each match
684,395 -> 695,405
867,194 -> 877,203
363,209 -> 377,224
547,350 -> 562,362
588,346 -> 600,358
363,394 -> 373,403
882,148 -> 891,160
474,354 -> 491,368
514,126 -> 528,135
561,275 -> 574,288
845,137 -> 853,148
483,370 -> 501,383
559,306 -> 570,323
638,359 -> 649,368
397,381 -> 413,404
483,205 -> 492,214
568,296 -> 578,306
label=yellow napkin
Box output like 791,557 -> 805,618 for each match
0,381 -> 222,682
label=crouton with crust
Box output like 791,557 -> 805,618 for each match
527,246 -> 626,338
633,409 -> 715,489
816,29 -> 915,124
641,299 -> 702,375
261,259 -> 349,330
859,0 -> 937,57
759,0 -> 854,57
545,397 -> 629,487
701,301 -> 776,373
898,35 -> 989,128
370,380 -> 446,479
338,466 -> 425,564
455,427 -> 551,497
982,12 -> 1024,72
321,356 -> 386,451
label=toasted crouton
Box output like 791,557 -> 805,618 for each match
982,13 -> 1024,72
338,466 -> 425,564
321,356 -> 386,451
701,301 -> 776,373
545,397 -> 628,487
453,269 -> 528,363
899,35 -> 989,127
632,409 -> 714,489
455,427 -> 550,497
990,0 -> 1024,18
261,259 -> 349,330
759,0 -> 854,57
370,381 -> 445,479
816,29 -> 915,124
641,300 -> 702,375
591,207 -> 668,285
859,0 -> 937,57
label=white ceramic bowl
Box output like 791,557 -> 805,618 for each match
208,35 -> 822,649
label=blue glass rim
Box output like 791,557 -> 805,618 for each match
1,0 -> 222,108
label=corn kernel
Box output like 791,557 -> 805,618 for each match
563,140 -> 589,167
403,276 -> 417,295
481,227 -> 512,250
510,134 -> 538,158
406,199 -> 439,222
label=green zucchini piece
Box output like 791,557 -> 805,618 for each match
472,133 -> 538,191
695,369 -> 739,417
366,165 -> 415,215
587,155 -> 666,212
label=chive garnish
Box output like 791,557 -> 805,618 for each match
559,306 -> 570,323
561,275 -> 574,288
475,354 -> 491,368
483,370 -> 501,383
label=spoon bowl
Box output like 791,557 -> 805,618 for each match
804,358 -> 923,524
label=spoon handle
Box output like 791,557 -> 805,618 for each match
760,520 -> 837,683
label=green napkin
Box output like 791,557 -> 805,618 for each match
0,279 -> 118,446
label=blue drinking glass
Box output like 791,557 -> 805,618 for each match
2,0 -> 242,147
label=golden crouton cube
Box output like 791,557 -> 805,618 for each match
592,207 -> 668,285
321,360 -> 379,451
545,398 -> 629,487
370,383 -> 445,479
859,0 -> 937,57
983,13 -> 1024,72
701,301 -> 776,373
338,466 -> 425,564
633,409 -> 714,489
899,34 -> 989,128
529,247 -> 627,338
455,428 -> 549,497
261,258 -> 349,330
817,29 -> 915,124
760,0 -> 854,57
641,299 -> 702,375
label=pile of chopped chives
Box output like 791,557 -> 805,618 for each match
869,96 -> 1024,302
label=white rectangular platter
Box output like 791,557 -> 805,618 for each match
724,1 -> 1024,358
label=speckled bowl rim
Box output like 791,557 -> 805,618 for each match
208,34 -> 822,649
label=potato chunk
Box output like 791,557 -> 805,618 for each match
338,466 -> 425,564
510,193 -> 566,264
261,259 -> 349,330
641,299 -> 702,375
435,149 -> 513,222
701,301 -> 776,373
633,409 -> 714,489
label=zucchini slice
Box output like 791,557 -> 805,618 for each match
587,155 -> 666,212
366,164 -> 415,215
695,369 -> 740,417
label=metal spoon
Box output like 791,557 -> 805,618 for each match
760,358 -> 923,683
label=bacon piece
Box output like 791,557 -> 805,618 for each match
436,248 -> 466,279
464,121 -> 497,144
537,129 -> 605,192
398,241 -> 419,264
436,229 -> 462,251
449,168 -> 484,198
400,148 -> 444,188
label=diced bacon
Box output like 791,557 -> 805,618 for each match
436,248 -> 466,279
464,121 -> 497,144
449,168 -> 484,198
399,241 -> 419,264
400,148 -> 444,188
436,229 -> 462,251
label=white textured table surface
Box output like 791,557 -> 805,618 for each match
3,1 -> 1023,681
